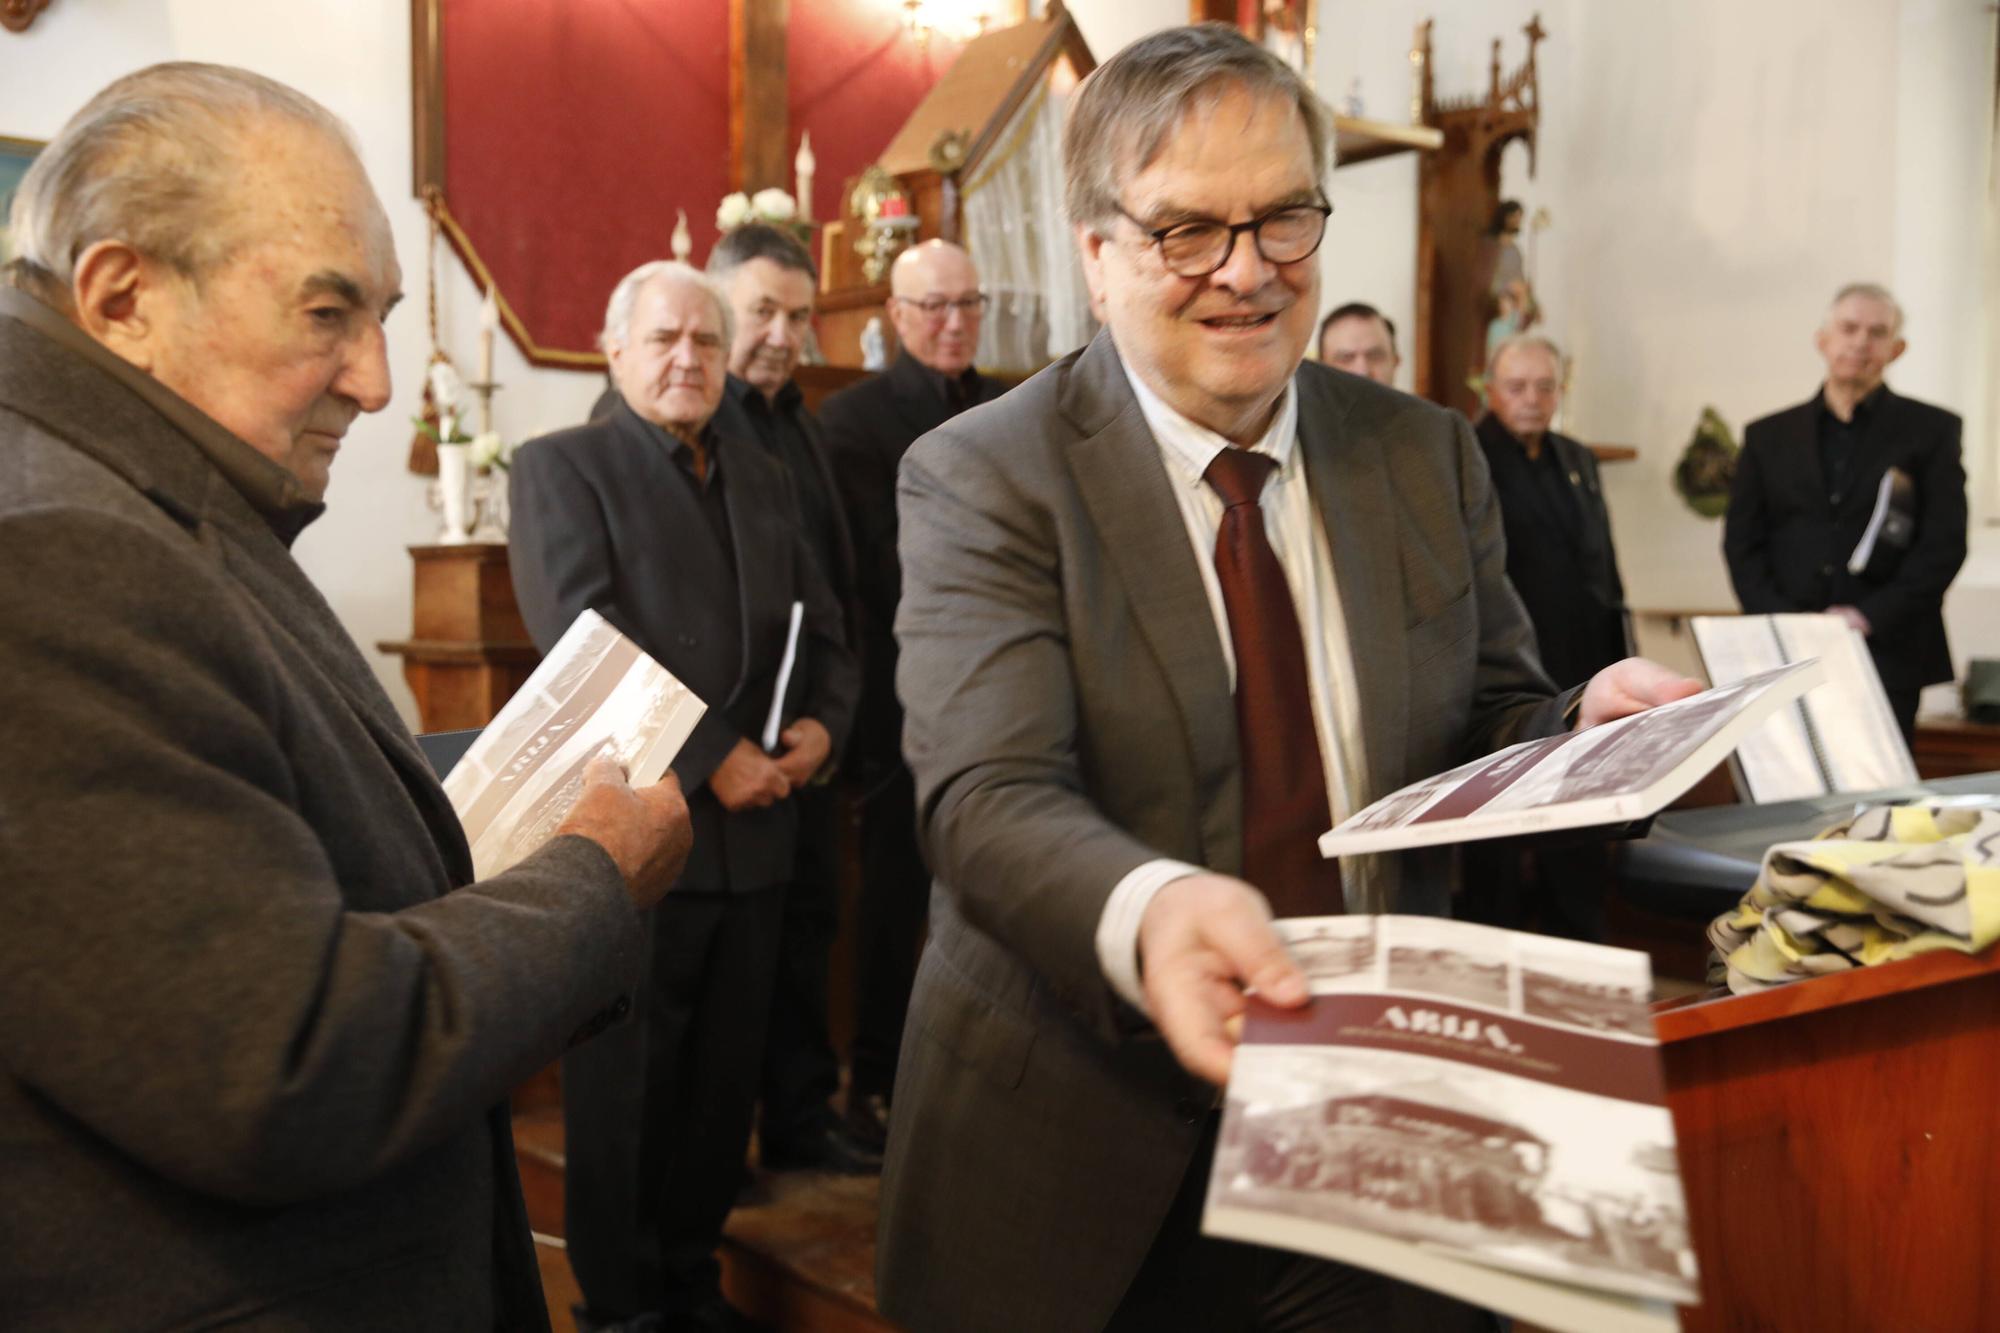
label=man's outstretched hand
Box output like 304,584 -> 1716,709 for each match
1136,873 -> 1309,1087
1575,656 -> 1704,729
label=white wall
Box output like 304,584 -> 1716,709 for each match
6,0 -> 1995,723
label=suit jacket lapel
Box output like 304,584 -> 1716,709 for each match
1061,336 -> 1238,858
1296,369 -> 1401,804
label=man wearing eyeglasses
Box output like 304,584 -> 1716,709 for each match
818,239 -> 1005,1156
875,25 -> 1695,1333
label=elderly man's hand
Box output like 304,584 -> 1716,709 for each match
558,756 -> 694,912
1136,874 -> 1309,1087
709,737 -> 792,811
772,717 -> 832,788
1575,656 -> 1705,730
1828,604 -> 1872,637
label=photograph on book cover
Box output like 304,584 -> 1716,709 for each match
1212,1045 -> 1697,1304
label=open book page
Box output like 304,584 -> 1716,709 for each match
441,609 -> 706,880
1205,916 -> 1696,1333
1690,615 -> 1912,802
1318,662 -> 1824,857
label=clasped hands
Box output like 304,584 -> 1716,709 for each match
708,719 -> 832,811
1139,657 -> 1702,1087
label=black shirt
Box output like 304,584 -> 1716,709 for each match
1815,382 -> 1886,510
630,408 -> 740,682
722,374 -> 841,589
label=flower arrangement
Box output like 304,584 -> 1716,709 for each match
716,188 -> 809,244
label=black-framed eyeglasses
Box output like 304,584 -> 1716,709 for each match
892,293 -> 990,321
1113,196 -> 1333,278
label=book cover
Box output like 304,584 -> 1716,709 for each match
1205,915 -> 1698,1333
1317,662 -> 1824,858
441,609 -> 706,879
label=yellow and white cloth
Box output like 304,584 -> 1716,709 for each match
1708,800 -> 2000,994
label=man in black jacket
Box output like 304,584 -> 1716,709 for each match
706,223 -> 875,1174
1470,334 -> 1630,943
510,260 -> 858,1332
1725,283 -> 1966,738
817,239 -> 1004,1150
1475,334 -> 1630,692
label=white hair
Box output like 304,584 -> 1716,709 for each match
1486,332 -> 1565,381
5,62 -> 356,306
1827,282 -> 1904,337
600,259 -> 733,353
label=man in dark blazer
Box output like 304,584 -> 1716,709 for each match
510,260 -> 857,1332
817,238 -> 1004,1149
1469,334 -> 1631,941
1725,283 -> 1966,737
705,223 -> 874,1173
875,28 -> 1696,1332
0,65 -> 691,1331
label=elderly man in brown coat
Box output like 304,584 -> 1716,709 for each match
0,64 -> 692,1330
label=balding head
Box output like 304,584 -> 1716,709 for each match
887,240 -> 984,376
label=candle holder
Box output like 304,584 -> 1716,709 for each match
849,165 -> 919,285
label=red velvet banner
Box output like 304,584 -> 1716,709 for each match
441,0 -> 731,362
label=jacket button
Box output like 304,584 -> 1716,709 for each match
676,633 -> 698,648
611,996 -> 631,1019
1820,563 -> 1834,576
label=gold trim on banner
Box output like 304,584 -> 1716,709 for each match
424,187 -> 608,370
957,81 -> 1051,200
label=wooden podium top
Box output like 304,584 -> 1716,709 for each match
1654,942 -> 2000,1043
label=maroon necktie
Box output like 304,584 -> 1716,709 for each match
1203,448 -> 1344,918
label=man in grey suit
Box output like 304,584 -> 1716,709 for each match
874,27 -> 1695,1332
0,64 -> 691,1330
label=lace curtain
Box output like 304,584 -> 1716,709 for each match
962,82 -> 1096,373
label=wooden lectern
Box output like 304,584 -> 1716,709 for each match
1656,948 -> 2000,1331
376,542 -> 539,733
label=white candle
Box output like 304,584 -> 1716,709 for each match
672,209 -> 693,263
795,131 -> 816,223
478,286 -> 497,385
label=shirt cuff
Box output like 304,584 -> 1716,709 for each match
1095,858 -> 1206,1015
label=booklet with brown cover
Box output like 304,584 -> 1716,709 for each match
1317,660 -> 1824,859
1204,916 -> 1697,1333
442,609 -> 706,879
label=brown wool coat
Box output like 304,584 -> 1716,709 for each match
0,290 -> 642,1331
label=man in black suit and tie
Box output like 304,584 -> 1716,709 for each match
705,223 -> 875,1174
817,238 -> 1004,1151
1725,283 -> 1966,738
509,260 -> 857,1333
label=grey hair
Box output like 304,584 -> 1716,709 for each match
706,221 -> 817,284
1063,23 -> 1334,228
600,259 -> 734,353
4,61 -> 356,306
1828,282 -> 1904,337
1486,333 -> 1565,381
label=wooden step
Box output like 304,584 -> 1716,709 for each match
514,1109 -> 898,1332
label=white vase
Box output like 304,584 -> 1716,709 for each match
436,442 -> 474,544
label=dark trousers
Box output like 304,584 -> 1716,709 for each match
1458,838 -> 1611,943
1885,684 -> 1921,747
563,886 -> 786,1320
1106,1121 -> 1500,1332
850,765 -> 930,1101
758,783 -> 842,1152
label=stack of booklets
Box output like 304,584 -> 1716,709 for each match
1205,916 -> 1697,1333
441,610 -> 706,879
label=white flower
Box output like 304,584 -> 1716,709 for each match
469,430 -> 511,470
750,187 -> 797,222
716,191 -> 751,231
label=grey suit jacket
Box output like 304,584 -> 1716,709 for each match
875,332 -> 1567,1332
0,291 -> 641,1330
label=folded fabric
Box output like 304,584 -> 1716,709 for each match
1707,800 -> 2000,994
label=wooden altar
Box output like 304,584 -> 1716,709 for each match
376,543 -> 539,734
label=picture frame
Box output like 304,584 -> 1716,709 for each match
0,135 -> 45,264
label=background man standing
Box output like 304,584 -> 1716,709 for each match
1317,300 -> 1401,385
705,223 -> 874,1174
0,63 -> 691,1330
1470,333 -> 1630,942
874,27 -> 1693,1333
817,238 -> 1003,1153
1476,334 -> 1629,692
509,261 -> 856,1333
1724,282 -> 1966,738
